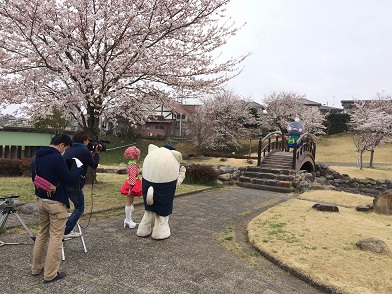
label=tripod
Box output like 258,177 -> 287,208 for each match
0,195 -> 35,247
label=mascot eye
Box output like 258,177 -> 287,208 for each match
288,127 -> 292,131
299,128 -> 303,132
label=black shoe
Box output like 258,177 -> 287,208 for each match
44,272 -> 67,283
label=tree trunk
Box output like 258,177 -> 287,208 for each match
358,151 -> 364,170
369,149 -> 374,168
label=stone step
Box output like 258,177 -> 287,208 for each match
243,171 -> 295,181
244,166 -> 296,175
237,165 -> 297,193
236,181 -> 294,193
261,164 -> 294,170
238,175 -> 294,188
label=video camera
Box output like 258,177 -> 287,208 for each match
87,136 -> 110,152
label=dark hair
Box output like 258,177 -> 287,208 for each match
72,131 -> 89,143
50,134 -> 73,147
163,143 -> 176,150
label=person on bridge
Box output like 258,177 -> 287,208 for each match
287,118 -> 304,151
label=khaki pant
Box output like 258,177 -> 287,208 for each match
31,198 -> 68,281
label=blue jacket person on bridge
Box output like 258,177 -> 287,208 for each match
287,119 -> 304,150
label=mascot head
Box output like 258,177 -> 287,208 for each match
287,118 -> 304,136
124,146 -> 141,160
142,144 -> 182,183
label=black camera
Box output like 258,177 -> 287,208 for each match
87,136 -> 110,152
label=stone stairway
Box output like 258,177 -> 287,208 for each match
236,152 -> 297,193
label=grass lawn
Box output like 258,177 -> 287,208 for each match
248,190 -> 392,294
0,173 -> 211,213
2,133 -> 392,293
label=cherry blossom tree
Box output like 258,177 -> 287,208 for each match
350,97 -> 392,169
260,91 -> 327,135
0,0 -> 247,135
187,90 -> 256,154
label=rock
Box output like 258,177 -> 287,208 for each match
12,200 -> 25,208
220,157 -> 228,162
299,181 -> 310,192
218,173 -> 231,181
373,189 -> 392,215
332,172 -> 343,179
309,182 -> 332,190
246,159 -> 254,164
355,237 -> 390,254
356,205 -> 372,212
312,203 -> 339,212
119,162 -> 127,167
19,203 -> 38,214
231,170 -> 242,180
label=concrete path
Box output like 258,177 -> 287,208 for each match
1,187 -> 326,293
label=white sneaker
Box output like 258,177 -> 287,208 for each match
63,231 -> 82,238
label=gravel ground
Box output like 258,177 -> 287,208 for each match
0,187 -> 329,293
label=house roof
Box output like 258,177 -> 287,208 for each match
304,99 -> 322,106
319,105 -> 343,112
249,101 -> 265,109
168,101 -> 200,115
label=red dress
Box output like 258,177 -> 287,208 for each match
124,163 -> 142,197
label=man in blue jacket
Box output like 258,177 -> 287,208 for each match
63,131 -> 100,238
31,134 -> 84,283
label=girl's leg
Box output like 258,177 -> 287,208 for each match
124,196 -> 136,228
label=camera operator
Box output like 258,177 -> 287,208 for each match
63,130 -> 101,238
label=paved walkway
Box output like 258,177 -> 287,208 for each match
1,187 -> 326,293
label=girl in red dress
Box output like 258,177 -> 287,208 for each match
123,146 -> 141,228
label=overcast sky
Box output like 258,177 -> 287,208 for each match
4,1 -> 392,115
220,0 -> 392,107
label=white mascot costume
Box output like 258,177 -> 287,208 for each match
137,144 -> 186,240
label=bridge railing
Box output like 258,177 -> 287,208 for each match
257,131 -> 289,165
292,132 -> 317,170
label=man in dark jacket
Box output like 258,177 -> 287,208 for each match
31,134 -> 83,283
63,131 -> 100,238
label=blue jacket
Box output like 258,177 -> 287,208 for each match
32,146 -> 83,208
63,143 -> 99,188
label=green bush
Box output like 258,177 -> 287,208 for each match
183,164 -> 218,184
324,113 -> 350,135
187,151 -> 256,159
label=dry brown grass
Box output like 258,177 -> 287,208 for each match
316,134 -> 392,164
329,165 -> 392,180
248,191 -> 392,294
181,157 -> 256,168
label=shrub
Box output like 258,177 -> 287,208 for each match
187,151 -> 256,159
324,113 -> 350,135
20,158 -> 33,177
0,158 -> 21,176
183,164 -> 218,184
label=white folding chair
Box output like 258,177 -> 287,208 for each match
61,214 -> 87,261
